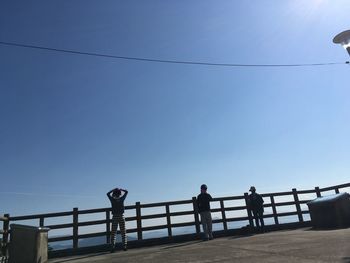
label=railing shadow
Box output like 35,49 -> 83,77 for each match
50,252 -> 107,263
161,240 -> 203,250
304,226 -> 350,231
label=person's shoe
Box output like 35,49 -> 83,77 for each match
110,244 -> 116,253
209,236 -> 214,240
123,246 -> 128,251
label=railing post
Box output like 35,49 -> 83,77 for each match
73,207 -> 79,249
270,196 -> 279,225
315,187 -> 321,198
220,200 -> 228,231
2,214 -> 9,256
136,202 -> 143,240
244,193 -> 254,228
39,216 -> 44,227
292,188 -> 303,222
106,210 -> 111,244
335,188 -> 340,194
165,204 -> 172,237
192,197 -> 201,235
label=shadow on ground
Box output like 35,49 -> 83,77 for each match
304,226 -> 350,232
228,234 -> 254,240
161,240 -> 203,250
51,252 -> 107,263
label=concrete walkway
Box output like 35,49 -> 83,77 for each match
50,228 -> 350,263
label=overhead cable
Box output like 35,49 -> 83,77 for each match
0,41 -> 348,68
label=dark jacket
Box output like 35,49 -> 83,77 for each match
249,192 -> 264,212
197,192 -> 213,213
107,190 -> 128,215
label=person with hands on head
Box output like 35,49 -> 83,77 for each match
107,187 -> 128,252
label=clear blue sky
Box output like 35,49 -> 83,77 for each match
1,0 -> 350,216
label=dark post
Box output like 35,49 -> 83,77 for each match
270,196 -> 279,225
292,188 -> 303,222
106,210 -> 111,244
220,200 -> 228,231
315,187 -> 321,198
39,216 -> 45,227
192,197 -> 201,235
244,193 -> 254,228
335,188 -> 340,194
73,207 -> 79,249
136,202 -> 143,240
2,214 -> 9,256
165,204 -> 172,237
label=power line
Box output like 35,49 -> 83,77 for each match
0,40 -> 348,68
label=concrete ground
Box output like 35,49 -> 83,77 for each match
50,228 -> 350,263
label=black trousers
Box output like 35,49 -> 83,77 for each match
252,210 -> 264,228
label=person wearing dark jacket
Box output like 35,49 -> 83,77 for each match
107,187 -> 128,252
248,186 -> 264,230
197,184 -> 213,240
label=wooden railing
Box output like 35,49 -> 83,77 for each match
1,182 -> 349,256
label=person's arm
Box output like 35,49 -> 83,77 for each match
120,189 -> 128,200
247,195 -> 252,209
208,194 -> 213,201
259,194 -> 264,205
197,195 -> 201,210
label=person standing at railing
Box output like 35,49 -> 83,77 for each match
248,186 -> 264,231
107,187 -> 128,252
197,184 -> 213,241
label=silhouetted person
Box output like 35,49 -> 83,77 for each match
197,184 -> 213,240
107,187 -> 128,252
248,186 -> 264,231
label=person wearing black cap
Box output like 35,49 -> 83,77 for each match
197,184 -> 213,240
107,187 -> 128,252
248,186 -> 264,231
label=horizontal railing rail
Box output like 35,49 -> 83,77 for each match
1,182 -> 349,255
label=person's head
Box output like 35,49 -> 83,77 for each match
249,186 -> 256,193
112,189 -> 122,198
201,184 -> 208,193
